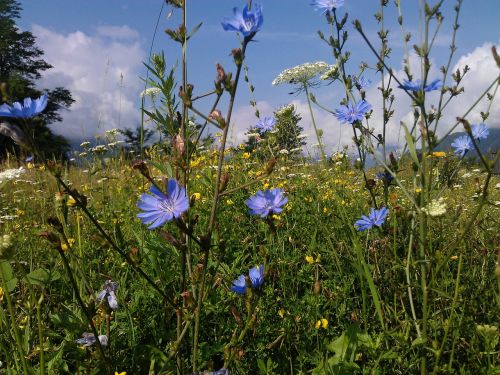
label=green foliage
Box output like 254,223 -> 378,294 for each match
0,0 -> 74,160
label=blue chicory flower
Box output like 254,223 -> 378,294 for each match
398,79 -> 442,92
354,207 -> 389,231
311,0 -> 345,13
97,280 -> 119,310
245,188 -> 288,218
335,100 -> 372,124
249,264 -> 264,289
255,116 -> 276,133
353,76 -> 372,90
221,3 -> 263,37
137,179 -> 189,229
375,170 -> 393,183
451,135 -> 472,157
471,123 -> 489,141
0,93 -> 48,118
231,274 -> 247,295
75,333 -> 108,347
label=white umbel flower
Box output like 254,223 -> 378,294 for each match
140,87 -> 161,98
422,197 -> 447,217
272,62 -> 329,85
0,167 -> 25,184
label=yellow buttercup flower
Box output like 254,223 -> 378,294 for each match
321,318 -> 328,329
67,196 -> 77,207
315,320 -> 321,329
278,308 -> 285,318
192,193 -> 201,201
61,238 -> 75,252
431,151 -> 446,157
305,255 -> 314,264
115,372 -> 126,375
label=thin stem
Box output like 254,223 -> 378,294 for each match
0,267 -> 30,374
57,248 -> 111,373
304,84 -> 327,164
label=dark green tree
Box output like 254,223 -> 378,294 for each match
0,0 -> 74,159
245,104 -> 306,159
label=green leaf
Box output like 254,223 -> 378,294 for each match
187,22 -> 203,40
150,161 -> 173,179
25,268 -> 61,286
0,260 -> 14,281
402,122 -> 420,169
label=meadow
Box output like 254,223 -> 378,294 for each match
0,1 -> 499,374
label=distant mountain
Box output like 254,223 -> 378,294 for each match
436,128 -> 499,157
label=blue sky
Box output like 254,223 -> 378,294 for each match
17,0 -> 500,151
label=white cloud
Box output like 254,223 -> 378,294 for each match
32,25 -> 146,142
229,40 -> 499,158
363,40 -> 500,148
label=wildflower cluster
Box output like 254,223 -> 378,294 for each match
272,62 -> 330,85
0,167 -> 25,184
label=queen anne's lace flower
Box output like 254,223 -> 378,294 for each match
140,87 -> 161,98
272,62 -> 330,85
422,197 -> 447,217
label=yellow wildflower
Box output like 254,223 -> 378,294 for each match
431,151 -> 446,158
315,318 -> 328,330
450,255 -> 458,260
61,238 -> 75,252
0,287 -> 4,302
226,199 -> 234,206
27,162 -> 34,169
305,255 -> 314,264
415,188 -> 422,193
115,372 -> 126,375
278,309 -> 285,318
242,152 -> 251,159
67,196 -> 77,207
263,182 -> 270,189
192,193 -> 201,201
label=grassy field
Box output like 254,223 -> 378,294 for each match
0,147 -> 499,374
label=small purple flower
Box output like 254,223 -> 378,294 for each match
353,76 -> 372,90
137,179 -> 189,229
335,100 -> 372,124
0,93 -> 48,118
231,274 -> 246,295
255,116 -> 276,133
249,265 -> 264,288
97,280 -> 119,310
311,0 -> 345,13
354,207 -> 388,231
471,123 -> 489,141
75,333 -> 108,347
245,188 -> 288,218
451,135 -> 472,157
398,79 -> 442,92
221,3 -> 263,38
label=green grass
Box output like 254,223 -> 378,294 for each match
0,149 -> 499,374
